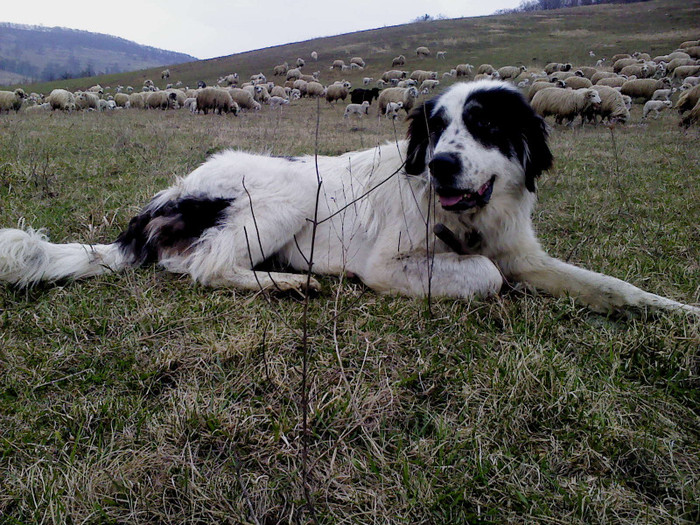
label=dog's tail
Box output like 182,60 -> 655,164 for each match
0,227 -> 129,286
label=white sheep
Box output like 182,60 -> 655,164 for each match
269,96 -> 289,108
382,70 -> 407,82
296,58 -> 305,68
385,101 -> 403,119
455,64 -> 473,77
651,88 -> 676,101
436,51 -> 446,60
681,76 -> 700,89
196,87 -> 238,115
392,55 -> 406,67
183,97 -> 198,113
350,57 -> 366,68
410,70 -> 438,83
497,65 -> 526,81
415,46 -> 430,58
228,88 -> 261,111
331,60 -> 345,70
306,81 -> 325,98
75,92 -> 100,111
325,82 -> 351,104
343,101 -> 370,118
587,85 -> 630,124
620,78 -> 671,101
642,99 -> 672,119
377,86 -> 418,115
0,88 -> 27,113
311,51 -> 318,61
363,77 -> 374,85
161,69 -> 170,79
531,87 -> 602,126
87,84 -> 103,94
419,79 -> 440,91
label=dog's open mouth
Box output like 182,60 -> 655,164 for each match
436,175 -> 496,211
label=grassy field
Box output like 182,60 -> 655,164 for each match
1,2 -> 700,524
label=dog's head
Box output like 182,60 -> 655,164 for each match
405,81 -> 552,212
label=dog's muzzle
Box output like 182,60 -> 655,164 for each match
429,153 -> 495,212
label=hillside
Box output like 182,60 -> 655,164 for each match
4,0 -> 698,93
0,23 -> 197,84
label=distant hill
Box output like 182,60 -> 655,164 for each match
0,23 -> 197,84
3,0 -> 698,93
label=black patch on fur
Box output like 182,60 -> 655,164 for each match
462,87 -> 552,192
405,98 -> 445,175
115,196 -> 232,265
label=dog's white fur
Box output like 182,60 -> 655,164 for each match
0,81 -> 697,315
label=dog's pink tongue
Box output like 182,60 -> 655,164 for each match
439,195 -> 462,207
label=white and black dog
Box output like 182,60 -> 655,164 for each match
0,81 -> 697,315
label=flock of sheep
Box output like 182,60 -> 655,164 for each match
1,41 -> 700,128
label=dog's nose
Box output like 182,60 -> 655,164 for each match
428,153 -> 461,183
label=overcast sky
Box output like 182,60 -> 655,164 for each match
3,1 -> 524,59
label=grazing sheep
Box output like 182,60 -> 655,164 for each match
284,68 -> 301,81
596,76 -> 628,89
196,87 -> 238,115
587,85 -> 630,124
363,77 -> 374,85
350,87 -> 380,104
290,89 -> 301,100
296,58 -> 305,68
564,76 -> 593,89
146,91 -> 175,110
477,64 -> 495,75
642,99 -> 672,119
675,84 -> 700,113
679,40 -> 700,49
24,103 -> 51,113
415,46 -> 430,58
377,86 -> 418,115
613,57 -> 641,73
306,81 -> 325,98
75,92 -> 100,111
127,92 -> 146,109
526,81 -> 564,101
651,88 -> 676,101
273,63 -> 289,76
87,84 -> 103,94
0,88 -> 27,113
269,96 -> 289,108
293,79 -> 308,96
436,51 -> 446,60
611,53 -> 631,62
343,101 -> 370,118
331,60 -> 345,70
311,51 -> 318,61
591,71 -> 619,84
183,97 -> 197,113
382,70 -> 407,82
384,101 -> 403,119
685,46 -> 700,59
620,64 -> 651,78
410,70 -> 438,83
396,80 -> 417,88
665,57 -> 695,72
498,65 -> 526,81
166,88 -> 186,108
595,58 -> 607,67
576,66 -> 598,79
270,86 -> 287,98
544,62 -> 572,74
620,78 -> 671,101
680,98 -> 700,127
161,69 -> 170,79
672,65 -> 700,82
392,55 -> 406,67
114,93 -> 130,108
531,87 -> 601,126
549,71 -> 577,81
419,79 -> 440,91
350,57 -> 366,68
455,64 -> 473,78
227,88 -> 261,111
681,76 -> 700,89
325,82 -> 351,103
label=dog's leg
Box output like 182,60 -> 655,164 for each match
503,252 -> 700,315
361,251 -> 503,299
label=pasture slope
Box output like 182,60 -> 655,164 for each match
1,0 -> 700,524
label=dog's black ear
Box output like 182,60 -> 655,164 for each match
521,113 -> 553,192
405,98 -> 439,175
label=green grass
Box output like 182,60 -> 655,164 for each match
1,2 -> 700,523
